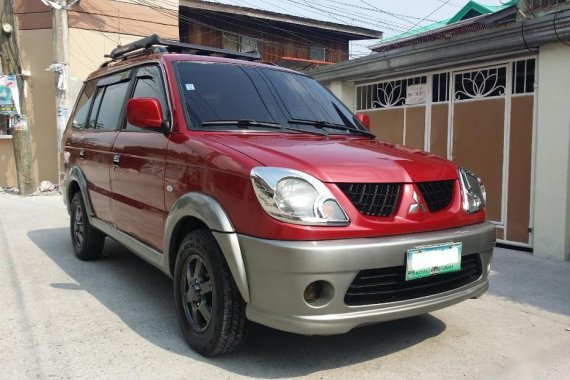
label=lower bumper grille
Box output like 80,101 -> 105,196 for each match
345,253 -> 482,306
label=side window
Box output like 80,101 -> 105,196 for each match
88,88 -> 104,129
95,81 -> 130,130
125,65 -> 168,131
71,82 -> 96,130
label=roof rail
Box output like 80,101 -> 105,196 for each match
107,34 -> 261,61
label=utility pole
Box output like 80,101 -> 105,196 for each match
51,0 -> 70,187
0,0 -> 35,195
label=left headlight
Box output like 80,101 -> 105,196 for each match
459,167 -> 486,214
250,167 -> 349,226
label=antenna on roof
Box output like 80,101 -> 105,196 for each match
107,34 -> 261,61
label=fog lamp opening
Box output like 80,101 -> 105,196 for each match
304,282 -> 323,304
303,280 -> 334,307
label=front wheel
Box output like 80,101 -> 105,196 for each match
174,229 -> 247,356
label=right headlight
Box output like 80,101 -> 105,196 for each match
459,167 -> 486,214
250,167 -> 349,226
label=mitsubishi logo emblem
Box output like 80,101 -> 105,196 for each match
409,191 -> 427,214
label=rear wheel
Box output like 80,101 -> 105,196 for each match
174,229 -> 247,356
70,192 -> 105,260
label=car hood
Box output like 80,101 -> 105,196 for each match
205,134 -> 458,183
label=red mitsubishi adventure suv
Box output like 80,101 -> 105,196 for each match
61,35 -> 495,356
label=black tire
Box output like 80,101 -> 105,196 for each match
174,229 -> 247,356
70,192 -> 105,260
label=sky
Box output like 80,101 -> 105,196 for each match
204,0 -> 511,57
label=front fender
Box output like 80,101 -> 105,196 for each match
163,192 -> 250,303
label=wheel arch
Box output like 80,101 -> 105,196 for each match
64,166 -> 95,217
164,192 -> 250,303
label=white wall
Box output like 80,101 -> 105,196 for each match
329,81 -> 356,111
533,42 -> 570,261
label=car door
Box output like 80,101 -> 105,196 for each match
110,64 -> 170,250
67,71 -> 131,223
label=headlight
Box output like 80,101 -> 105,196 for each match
459,167 -> 486,214
250,167 -> 349,226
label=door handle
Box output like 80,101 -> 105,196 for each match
79,149 -> 85,159
113,154 -> 121,166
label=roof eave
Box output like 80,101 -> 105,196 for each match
310,11 -> 570,83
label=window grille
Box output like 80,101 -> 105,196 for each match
356,76 -> 427,110
454,67 -> 506,101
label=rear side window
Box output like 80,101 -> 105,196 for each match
71,82 -> 96,130
95,81 -> 130,131
88,88 -> 104,129
125,65 -> 169,131
82,70 -> 132,131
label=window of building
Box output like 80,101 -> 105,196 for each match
528,0 -> 566,10
241,36 -> 258,52
432,73 -> 450,103
309,46 -> 326,61
222,33 -> 240,51
125,65 -> 169,131
512,58 -> 536,95
0,116 -> 11,136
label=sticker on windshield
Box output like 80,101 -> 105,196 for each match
185,83 -> 195,91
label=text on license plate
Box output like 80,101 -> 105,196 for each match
406,242 -> 462,281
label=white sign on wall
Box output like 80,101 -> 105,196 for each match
406,84 -> 427,105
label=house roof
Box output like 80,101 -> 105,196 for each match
369,0 -> 516,50
179,0 -> 383,40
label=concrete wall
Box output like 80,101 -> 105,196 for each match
0,138 -> 17,187
533,42 -> 570,261
68,29 -> 147,78
329,81 -> 356,111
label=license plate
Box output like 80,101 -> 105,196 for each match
406,242 -> 462,281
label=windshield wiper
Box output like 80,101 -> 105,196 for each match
202,119 -> 282,129
201,119 -> 328,136
288,118 -> 375,138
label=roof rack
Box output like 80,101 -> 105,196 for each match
105,34 -> 261,63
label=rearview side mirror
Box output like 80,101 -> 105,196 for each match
355,113 -> 370,130
126,98 -> 164,129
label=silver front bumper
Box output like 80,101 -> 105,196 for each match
238,221 -> 496,335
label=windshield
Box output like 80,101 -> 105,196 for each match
175,61 -> 369,135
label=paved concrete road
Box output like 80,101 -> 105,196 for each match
1,193 -> 569,380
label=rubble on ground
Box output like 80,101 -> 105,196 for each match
1,180 -> 61,196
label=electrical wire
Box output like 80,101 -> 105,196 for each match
400,0 -> 453,36
520,16 -> 539,52
553,8 -> 570,47
133,0 -> 370,58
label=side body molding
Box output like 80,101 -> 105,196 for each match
163,193 -> 250,303
64,166 -> 95,217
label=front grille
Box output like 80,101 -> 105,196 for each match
345,253 -> 482,306
417,180 -> 455,213
338,183 -> 401,217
